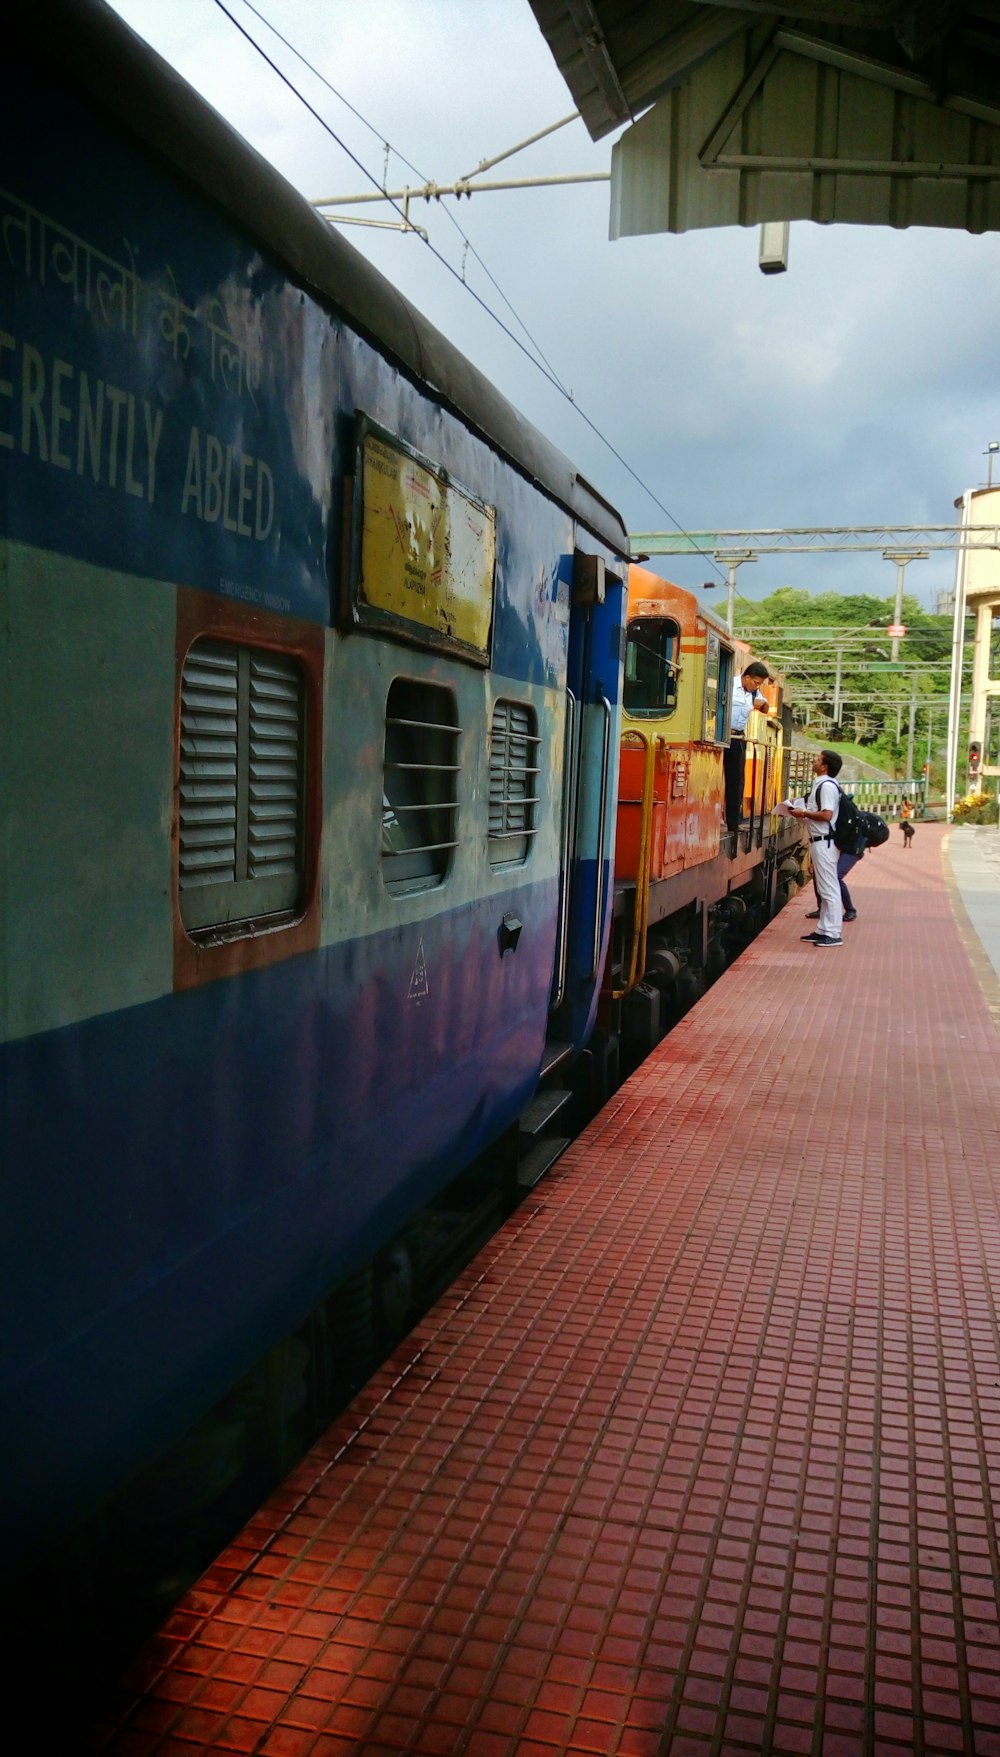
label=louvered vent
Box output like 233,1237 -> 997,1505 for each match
248,654 -> 303,880
179,644 -> 239,894
488,699 -> 540,866
178,640 -> 305,932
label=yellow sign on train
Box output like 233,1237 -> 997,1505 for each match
355,426 -> 496,664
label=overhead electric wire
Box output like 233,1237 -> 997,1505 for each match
233,0 -> 573,399
210,0 -> 729,583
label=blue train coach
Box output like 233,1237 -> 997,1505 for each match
0,0 -> 628,1578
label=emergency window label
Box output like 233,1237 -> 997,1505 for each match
352,422 -> 496,665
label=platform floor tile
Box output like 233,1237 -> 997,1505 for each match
91,827 -> 1000,1755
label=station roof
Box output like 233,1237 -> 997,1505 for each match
527,3 -> 1000,237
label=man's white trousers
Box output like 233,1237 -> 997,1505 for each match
811,838 -> 843,941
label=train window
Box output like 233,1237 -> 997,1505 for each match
178,641 -> 306,932
623,618 -> 680,716
382,680 -> 460,894
719,646 -> 734,739
488,700 -> 540,866
702,633 -> 734,744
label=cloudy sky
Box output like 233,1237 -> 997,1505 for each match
108,0 -> 1000,616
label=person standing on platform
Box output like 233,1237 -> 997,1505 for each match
836,849 -> 861,919
804,846 -> 861,923
789,750 -> 844,946
725,661 -> 770,845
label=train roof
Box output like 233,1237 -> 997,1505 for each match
627,564 -> 731,636
18,0 -> 628,558
626,567 -> 783,687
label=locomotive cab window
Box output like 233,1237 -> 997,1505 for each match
623,618 -> 680,717
178,640 -> 306,933
382,680 -> 460,894
488,700 -> 540,866
703,632 -> 734,745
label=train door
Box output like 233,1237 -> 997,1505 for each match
549,548 -> 625,1054
686,626 -> 733,865
621,609 -> 684,880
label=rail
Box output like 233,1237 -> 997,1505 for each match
842,778 -> 927,815
785,747 -> 815,798
785,758 -> 927,815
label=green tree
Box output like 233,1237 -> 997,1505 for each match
734,589 -> 958,773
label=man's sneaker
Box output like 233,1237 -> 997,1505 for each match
804,910 -> 820,919
800,932 -> 824,941
814,935 -> 842,946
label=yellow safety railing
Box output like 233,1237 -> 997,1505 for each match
613,730 -> 656,1000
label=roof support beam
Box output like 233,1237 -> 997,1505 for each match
772,28 -> 1000,128
562,0 -> 631,127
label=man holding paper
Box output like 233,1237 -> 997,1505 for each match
788,749 -> 844,947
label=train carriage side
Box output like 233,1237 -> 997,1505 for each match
0,0 -> 627,1575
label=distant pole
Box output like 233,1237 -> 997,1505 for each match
713,550 -> 757,636
892,559 -> 906,663
833,645 -> 844,724
883,550 -> 928,661
925,705 -> 933,777
905,673 -> 918,780
946,493 -> 971,818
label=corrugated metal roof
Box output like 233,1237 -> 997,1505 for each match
529,2 -> 1000,237
527,0 -> 750,139
611,27 -> 1000,236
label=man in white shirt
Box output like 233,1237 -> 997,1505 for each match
789,750 -> 843,946
725,661 -> 770,840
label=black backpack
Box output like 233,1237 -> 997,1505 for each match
858,809 -> 890,849
831,785 -> 888,856
830,786 -> 862,854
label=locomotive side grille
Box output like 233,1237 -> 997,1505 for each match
382,680 -> 460,894
178,640 -> 305,933
488,699 -> 540,866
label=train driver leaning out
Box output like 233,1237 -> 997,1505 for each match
724,661 -> 770,841
789,749 -> 843,948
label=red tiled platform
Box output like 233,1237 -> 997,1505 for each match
93,826 -> 1000,1755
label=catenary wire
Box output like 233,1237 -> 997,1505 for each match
210,0 -> 730,585
234,0 -> 573,398
211,0 -> 589,408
